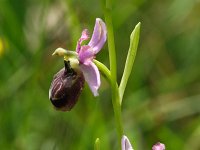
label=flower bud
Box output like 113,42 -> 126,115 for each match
49,60 -> 85,111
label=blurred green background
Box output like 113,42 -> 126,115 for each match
0,0 -> 200,149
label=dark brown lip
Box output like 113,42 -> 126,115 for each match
49,60 -> 85,111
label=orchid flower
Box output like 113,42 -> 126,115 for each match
49,18 -> 107,111
121,135 -> 165,150
52,18 -> 107,96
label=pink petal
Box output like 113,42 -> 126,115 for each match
78,45 -> 94,64
121,135 -> 134,150
76,29 -> 90,53
152,142 -> 165,150
88,18 -> 107,54
80,62 -> 100,96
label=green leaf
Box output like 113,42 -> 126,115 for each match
119,22 -> 141,104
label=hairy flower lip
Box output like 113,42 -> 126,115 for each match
49,61 -> 85,111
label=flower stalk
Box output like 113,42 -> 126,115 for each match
104,0 -> 124,147
102,0 -> 142,148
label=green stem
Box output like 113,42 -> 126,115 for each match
105,11 -> 116,83
104,0 -> 124,146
